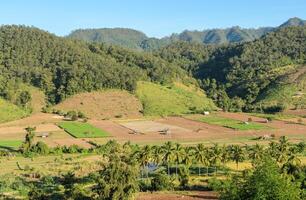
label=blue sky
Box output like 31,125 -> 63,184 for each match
0,0 -> 305,38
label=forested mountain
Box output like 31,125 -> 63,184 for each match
68,28 -> 148,50
157,25 -> 306,111
0,25 -> 189,104
68,18 -> 305,51
0,23 -> 305,115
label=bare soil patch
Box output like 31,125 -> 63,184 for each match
120,121 -> 189,133
54,90 -> 143,119
0,113 -> 62,127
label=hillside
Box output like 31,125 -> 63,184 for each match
0,25 -> 189,105
54,90 -> 143,119
68,28 -> 148,50
135,81 -> 217,116
255,65 -> 306,110
67,18 -> 305,50
156,25 -> 306,111
0,98 -> 29,123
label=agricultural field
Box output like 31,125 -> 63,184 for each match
58,121 -> 110,138
193,115 -> 270,130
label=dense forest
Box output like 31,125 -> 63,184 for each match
0,23 -> 305,114
0,25 -> 190,105
156,25 -> 306,111
68,17 -> 306,51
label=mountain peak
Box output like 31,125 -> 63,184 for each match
279,17 -> 306,28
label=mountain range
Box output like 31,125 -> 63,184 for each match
68,17 -> 306,50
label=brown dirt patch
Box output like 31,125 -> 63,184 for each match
284,109 -> 306,116
137,191 -> 218,200
120,121 -> 189,133
54,90 -> 143,120
0,113 -> 62,127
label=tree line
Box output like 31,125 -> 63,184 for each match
0,129 -> 305,199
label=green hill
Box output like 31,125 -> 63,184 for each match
0,98 -> 29,123
68,28 -> 148,50
135,81 -> 217,116
255,66 -> 306,110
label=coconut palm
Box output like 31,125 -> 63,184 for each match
221,145 -> 230,166
161,141 -> 175,175
277,136 -> 290,164
194,143 -> 209,176
249,144 -> 264,161
230,145 -> 245,170
173,143 -> 185,176
135,145 -> 152,178
182,146 -> 194,168
151,145 -> 163,166
210,144 -> 223,176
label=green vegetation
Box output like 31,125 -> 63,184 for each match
197,115 -> 270,130
0,98 -> 29,123
58,121 -> 110,138
0,140 -> 22,149
0,24 -> 305,121
248,113 -> 295,121
136,81 -> 216,116
0,137 -> 305,199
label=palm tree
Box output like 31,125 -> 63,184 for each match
135,145 -> 152,178
194,143 -> 209,176
277,136 -> 290,164
221,145 -> 230,167
182,146 -> 194,168
161,141 -> 175,175
151,145 -> 163,166
230,145 -> 245,170
173,143 -> 185,176
210,144 -> 223,176
249,144 -> 264,161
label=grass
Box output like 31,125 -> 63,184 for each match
58,121 -> 110,138
248,113 -> 295,121
0,140 -> 23,149
136,81 -> 217,116
197,115 -> 270,130
0,98 -> 30,123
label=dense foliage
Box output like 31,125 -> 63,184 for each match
0,23 -> 305,116
0,25 -> 189,105
1,136 -> 305,199
157,25 -> 306,111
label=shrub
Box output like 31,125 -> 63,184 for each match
263,104 -> 286,114
178,166 -> 190,188
151,172 -> 174,191
77,111 -> 86,119
208,177 -> 224,191
65,111 -> 78,121
32,141 -> 49,155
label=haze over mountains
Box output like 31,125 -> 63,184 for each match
68,17 -> 306,50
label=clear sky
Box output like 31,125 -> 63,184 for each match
0,0 -> 305,38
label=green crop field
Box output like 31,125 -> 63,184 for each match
58,122 -> 110,138
197,115 -> 270,130
0,140 -> 23,149
136,81 -> 217,116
